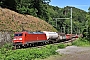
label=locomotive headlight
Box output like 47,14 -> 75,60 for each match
13,38 -> 22,40
19,38 -> 22,40
13,38 -> 16,40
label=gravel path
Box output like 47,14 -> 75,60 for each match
56,46 -> 90,54
55,46 -> 90,60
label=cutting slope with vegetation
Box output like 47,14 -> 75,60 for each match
0,8 -> 57,32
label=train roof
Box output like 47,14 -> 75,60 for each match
15,31 -> 45,34
28,32 -> 44,34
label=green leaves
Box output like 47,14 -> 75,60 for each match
0,43 -> 68,60
72,38 -> 90,47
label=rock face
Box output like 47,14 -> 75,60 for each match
0,32 -> 12,47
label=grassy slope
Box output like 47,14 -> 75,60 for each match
0,8 -> 57,32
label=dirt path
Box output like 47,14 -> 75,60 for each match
43,46 -> 90,60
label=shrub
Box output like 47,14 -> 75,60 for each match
0,42 -> 68,60
72,38 -> 90,46
57,43 -> 67,49
0,44 -> 59,60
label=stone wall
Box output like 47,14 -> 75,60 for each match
0,32 -> 13,47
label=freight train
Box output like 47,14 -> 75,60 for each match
12,31 -> 78,48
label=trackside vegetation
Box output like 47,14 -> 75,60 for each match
72,38 -> 90,47
0,43 -> 67,60
1,38 -> 90,60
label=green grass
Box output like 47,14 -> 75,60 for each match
1,38 -> 90,60
0,43 -> 67,60
72,38 -> 90,47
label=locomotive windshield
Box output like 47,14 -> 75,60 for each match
14,33 -> 23,36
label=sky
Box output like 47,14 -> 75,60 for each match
50,0 -> 90,12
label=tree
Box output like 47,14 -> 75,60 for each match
87,7 -> 90,38
88,7 -> 90,14
0,0 -> 16,10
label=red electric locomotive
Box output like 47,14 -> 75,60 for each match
13,31 -> 47,48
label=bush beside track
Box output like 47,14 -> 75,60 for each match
72,38 -> 90,47
0,43 -> 68,60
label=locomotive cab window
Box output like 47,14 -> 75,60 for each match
25,34 -> 26,36
14,33 -> 23,36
